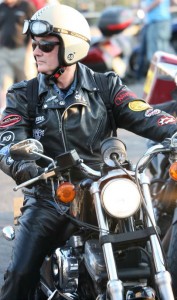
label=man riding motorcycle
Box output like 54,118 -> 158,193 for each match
0,3 -> 177,299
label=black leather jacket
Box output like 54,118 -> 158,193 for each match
0,63 -> 177,190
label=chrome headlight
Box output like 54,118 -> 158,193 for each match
101,178 -> 141,218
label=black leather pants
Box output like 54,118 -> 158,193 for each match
0,195 -> 76,300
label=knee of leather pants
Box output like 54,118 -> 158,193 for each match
0,195 -> 77,300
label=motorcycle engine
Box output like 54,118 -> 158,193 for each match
52,247 -> 79,293
51,238 -> 107,294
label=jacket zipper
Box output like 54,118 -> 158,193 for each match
56,103 -> 87,152
56,110 -> 67,152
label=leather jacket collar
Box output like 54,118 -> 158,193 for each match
37,63 -> 99,98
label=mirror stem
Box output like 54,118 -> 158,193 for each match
31,150 -> 56,168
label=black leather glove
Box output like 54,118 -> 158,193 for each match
12,161 -> 41,185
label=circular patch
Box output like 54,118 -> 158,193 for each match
128,101 -> 151,112
0,131 -> 15,143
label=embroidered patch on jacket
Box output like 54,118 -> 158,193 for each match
0,131 -> 15,143
158,116 -> 176,126
35,115 -> 46,125
145,108 -> 161,117
128,101 -> 151,111
33,129 -> 45,140
114,90 -> 137,106
0,115 -> 22,128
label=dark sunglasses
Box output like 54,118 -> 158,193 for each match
32,40 -> 60,53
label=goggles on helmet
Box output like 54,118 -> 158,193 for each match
23,20 -> 90,44
23,20 -> 58,36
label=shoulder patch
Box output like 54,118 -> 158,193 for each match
114,90 -> 137,106
0,114 -> 22,128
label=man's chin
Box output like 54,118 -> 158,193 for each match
38,69 -> 51,75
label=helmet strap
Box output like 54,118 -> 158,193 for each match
48,66 -> 66,82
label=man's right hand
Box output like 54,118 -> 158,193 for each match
13,161 -> 40,185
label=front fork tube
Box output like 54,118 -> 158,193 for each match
90,182 -> 124,300
140,172 -> 174,300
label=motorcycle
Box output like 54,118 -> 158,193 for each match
1,135 -> 176,300
81,6 -> 134,79
143,51 -> 177,105
147,144 -> 177,298
141,51 -> 177,298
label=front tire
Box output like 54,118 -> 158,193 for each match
167,221 -> 177,298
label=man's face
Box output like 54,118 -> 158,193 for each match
32,36 -> 60,75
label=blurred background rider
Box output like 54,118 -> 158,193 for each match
0,0 -> 35,114
144,0 -> 173,65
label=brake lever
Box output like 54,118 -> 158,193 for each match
13,169 -> 57,191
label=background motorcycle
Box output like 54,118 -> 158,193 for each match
2,136 -> 175,300
142,51 -> 177,298
143,50 -> 177,104
81,6 -> 134,80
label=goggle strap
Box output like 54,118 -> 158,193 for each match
53,27 -> 90,44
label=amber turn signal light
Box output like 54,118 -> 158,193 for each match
169,162 -> 177,181
56,182 -> 76,203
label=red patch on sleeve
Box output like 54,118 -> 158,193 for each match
0,114 -> 22,128
114,89 -> 138,106
158,116 -> 176,126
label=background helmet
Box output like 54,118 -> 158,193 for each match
27,4 -> 91,66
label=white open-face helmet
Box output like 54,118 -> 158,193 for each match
23,4 -> 91,66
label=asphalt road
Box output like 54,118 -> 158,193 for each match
0,81 -> 147,289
